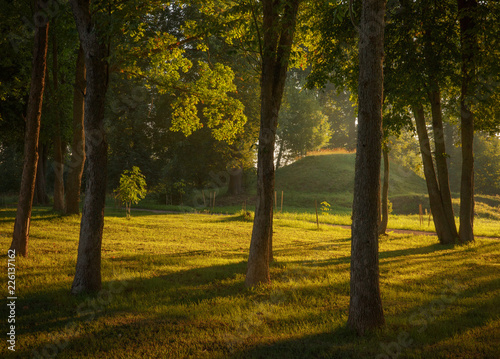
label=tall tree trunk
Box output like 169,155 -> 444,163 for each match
428,89 -> 458,239
275,137 -> 284,171
347,0 -> 385,335
413,104 -> 456,245
457,0 -> 477,244
245,0 -> 300,288
379,146 -> 389,235
70,0 -> 109,294
228,167 -> 243,195
52,27 -> 65,212
10,1 -> 49,256
53,130 -> 65,212
65,45 -> 86,215
34,143 -> 50,205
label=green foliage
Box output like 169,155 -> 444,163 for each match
474,134 -> 500,195
320,201 -> 331,214
114,167 -> 147,219
277,73 -> 331,162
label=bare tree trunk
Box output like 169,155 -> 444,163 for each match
347,0 -> 385,335
245,0 -> 300,288
34,143 -> 50,205
275,137 -> 284,171
457,0 -> 477,244
51,27 -> 65,212
228,167 -> 243,195
70,0 -> 109,294
413,104 -> 456,245
10,1 -> 49,256
379,146 -> 389,235
65,45 -> 86,215
53,132 -> 65,212
428,89 -> 458,239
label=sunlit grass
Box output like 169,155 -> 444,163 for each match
1,208 -> 499,358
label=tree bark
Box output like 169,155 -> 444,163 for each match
34,143 -> 50,205
428,89 -> 458,239
379,146 -> 389,235
228,167 -> 243,195
52,27 -> 65,212
65,45 -> 86,215
457,0 -> 477,244
275,137 -> 284,171
70,0 -> 109,294
413,104 -> 456,245
245,0 -> 300,288
10,1 -> 49,256
347,0 -> 385,335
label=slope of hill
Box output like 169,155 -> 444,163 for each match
274,153 -> 428,213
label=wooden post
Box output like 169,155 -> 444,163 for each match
428,208 -> 432,227
275,191 -> 277,213
315,199 -> 319,229
419,204 -> 423,226
281,191 -> 283,213
202,190 -> 206,206
213,191 -> 216,209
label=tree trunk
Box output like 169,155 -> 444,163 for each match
52,131 -> 65,212
457,0 -> 477,244
228,167 -> 243,195
52,28 -> 65,212
245,0 -> 300,288
10,1 -> 49,257
275,137 -> 284,170
428,89 -> 458,239
413,104 -> 456,245
379,146 -> 389,235
65,45 -> 86,215
347,0 -> 385,335
34,143 -> 50,205
70,0 -> 109,294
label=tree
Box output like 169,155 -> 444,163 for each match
65,45 -> 86,215
457,0 -> 478,244
245,0 -> 301,287
382,0 -> 459,245
379,143 -> 389,235
10,0 -> 50,257
50,21 -> 65,212
412,104 -> 458,244
276,74 -> 331,168
114,166 -> 147,219
69,0 -> 249,293
347,0 -> 386,335
69,0 -> 110,294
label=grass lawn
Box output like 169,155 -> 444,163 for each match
1,208 -> 499,358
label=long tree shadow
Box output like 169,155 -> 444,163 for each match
228,327 -> 375,359
0,207 -> 65,224
11,260 -> 249,338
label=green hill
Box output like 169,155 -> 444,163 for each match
274,153 -> 428,214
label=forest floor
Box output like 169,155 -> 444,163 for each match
1,207 -> 499,359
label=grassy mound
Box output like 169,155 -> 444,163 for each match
274,153 -> 427,213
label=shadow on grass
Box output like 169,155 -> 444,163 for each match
5,260 -> 499,359
0,207 -> 65,224
10,260 -> 248,339
229,326 -> 370,359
